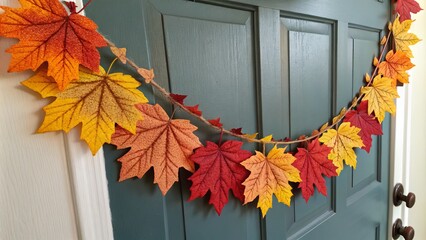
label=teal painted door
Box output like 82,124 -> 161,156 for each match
86,0 -> 391,239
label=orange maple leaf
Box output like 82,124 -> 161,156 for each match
0,0 -> 107,90
378,50 -> 414,86
111,104 -> 202,195
242,146 -> 301,217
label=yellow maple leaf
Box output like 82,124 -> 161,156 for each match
243,132 -> 258,142
319,122 -> 364,175
22,67 -> 148,154
392,17 -> 421,58
378,50 -> 414,86
241,146 -> 301,217
360,75 -> 400,123
260,134 -> 273,142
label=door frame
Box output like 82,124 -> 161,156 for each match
63,1 -> 113,239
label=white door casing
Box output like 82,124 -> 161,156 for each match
390,2 -> 426,239
0,0 -> 113,239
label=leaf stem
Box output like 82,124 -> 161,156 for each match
77,0 -> 93,14
219,129 -> 224,146
106,58 -> 118,75
170,108 -> 177,119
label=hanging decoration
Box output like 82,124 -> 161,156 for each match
0,0 -> 422,216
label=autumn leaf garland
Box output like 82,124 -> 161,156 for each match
0,0 -> 422,216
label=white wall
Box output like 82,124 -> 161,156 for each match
0,1 -> 78,239
408,1 -> 426,238
0,33 -> 79,240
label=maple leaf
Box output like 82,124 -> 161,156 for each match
188,140 -> 252,215
137,68 -> 154,83
185,104 -> 202,116
242,146 -> 301,217
111,104 -> 202,195
243,132 -> 258,142
293,139 -> 337,202
260,135 -> 273,142
207,118 -> 223,128
360,75 -> 400,123
170,93 -> 187,105
230,128 -> 243,135
0,0 -> 107,90
319,122 -> 364,175
344,101 -> 383,153
395,0 -> 423,21
378,50 -> 414,86
110,46 -> 127,64
22,66 -> 148,154
392,17 -> 421,58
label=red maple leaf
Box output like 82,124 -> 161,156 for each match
170,93 -> 187,105
395,0 -> 422,21
185,104 -> 202,116
188,140 -> 252,215
344,101 -> 383,153
293,139 -> 337,202
230,128 -> 243,135
208,118 -> 223,128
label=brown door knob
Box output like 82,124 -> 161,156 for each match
393,218 -> 415,240
393,183 -> 416,208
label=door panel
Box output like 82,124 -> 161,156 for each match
85,0 -> 391,239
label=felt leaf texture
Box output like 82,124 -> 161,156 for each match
21,69 -> 60,98
293,139 -> 337,202
260,135 -> 273,142
110,47 -> 127,64
170,93 -> 187,105
242,146 -> 301,217
0,0 -> 107,90
344,101 -> 383,153
111,104 -> 202,195
231,128 -> 243,135
185,104 -> 202,116
243,132 -> 258,142
137,68 -> 154,83
360,75 -> 400,123
395,0 -> 422,21
378,50 -> 414,85
208,118 -> 223,128
22,66 -> 148,154
188,140 -> 252,215
319,122 -> 364,175
392,17 -> 420,58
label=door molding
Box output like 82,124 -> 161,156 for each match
390,84 -> 412,229
65,130 -> 114,240
65,1 -> 114,239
